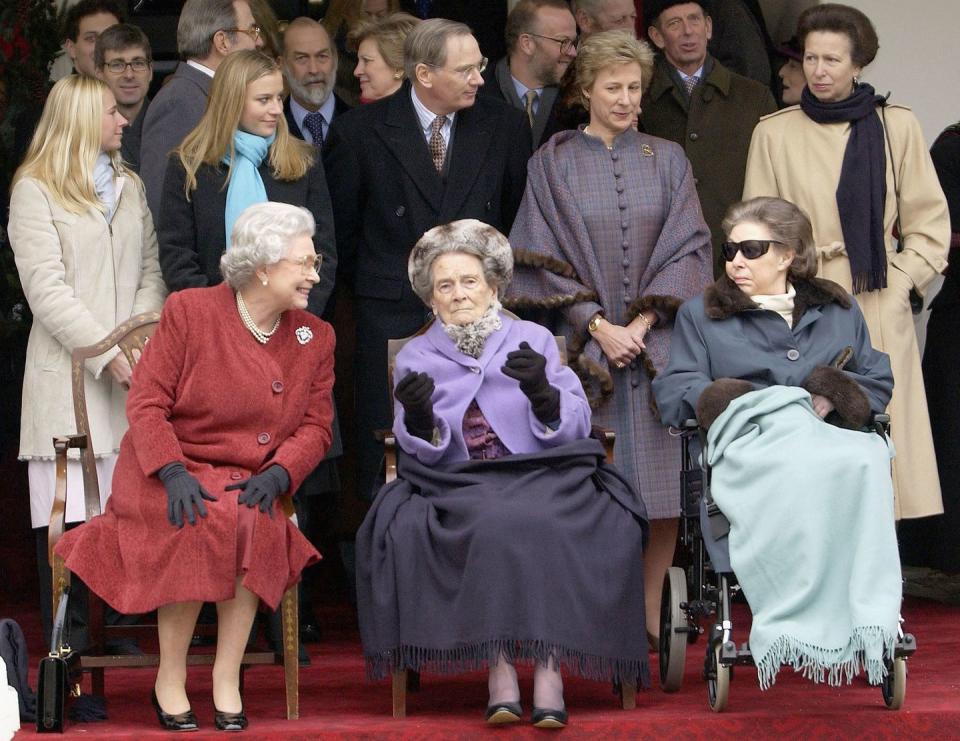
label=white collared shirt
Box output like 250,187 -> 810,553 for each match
411,87 -> 455,148
677,64 -> 705,86
511,75 -> 543,117
290,94 -> 337,145
186,59 -> 215,78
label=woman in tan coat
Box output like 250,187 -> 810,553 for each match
743,4 -> 949,519
8,74 -> 166,629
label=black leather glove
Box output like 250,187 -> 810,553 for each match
394,371 -> 436,441
225,465 -> 290,519
501,341 -> 561,425
158,462 -> 218,528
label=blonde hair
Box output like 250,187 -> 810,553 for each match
177,50 -> 314,196
14,75 -> 126,215
350,12 -> 420,77
575,30 -> 655,106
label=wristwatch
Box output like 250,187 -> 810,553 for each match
587,313 -> 603,333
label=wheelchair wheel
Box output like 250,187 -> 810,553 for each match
659,567 -> 688,692
707,643 -> 730,712
881,657 -> 906,710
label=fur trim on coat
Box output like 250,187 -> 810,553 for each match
696,378 -> 755,429
704,275 -> 851,323
802,366 -> 872,429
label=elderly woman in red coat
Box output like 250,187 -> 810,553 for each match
56,202 -> 334,732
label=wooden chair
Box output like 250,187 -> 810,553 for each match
48,312 -> 301,719
382,312 -> 632,718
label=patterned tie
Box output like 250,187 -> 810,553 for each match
684,75 -> 700,98
302,111 -> 326,147
429,115 -> 447,173
522,89 -> 538,128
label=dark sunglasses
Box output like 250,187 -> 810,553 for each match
721,239 -> 785,261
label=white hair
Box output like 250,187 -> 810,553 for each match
220,202 -> 316,290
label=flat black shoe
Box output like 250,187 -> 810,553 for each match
485,701 -> 522,724
151,690 -> 199,732
532,707 -> 568,728
214,707 -> 248,731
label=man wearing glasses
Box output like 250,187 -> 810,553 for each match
140,0 -> 263,218
481,0 -> 577,149
95,24 -> 154,173
324,18 -> 531,504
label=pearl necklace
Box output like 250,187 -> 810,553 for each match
236,291 -> 281,344
584,126 -> 614,150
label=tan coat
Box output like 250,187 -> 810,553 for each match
744,104 -> 950,519
9,175 -> 167,460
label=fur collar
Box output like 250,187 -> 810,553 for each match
704,275 -> 851,322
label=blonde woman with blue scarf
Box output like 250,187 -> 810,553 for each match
157,49 -> 337,316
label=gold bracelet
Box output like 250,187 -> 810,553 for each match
637,312 -> 653,330
587,313 -> 603,333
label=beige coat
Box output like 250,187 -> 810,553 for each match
744,104 -> 950,519
9,175 -> 167,460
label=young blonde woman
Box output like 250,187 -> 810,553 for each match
7,74 -> 166,643
157,49 -> 337,316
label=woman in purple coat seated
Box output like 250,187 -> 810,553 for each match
356,219 -> 649,728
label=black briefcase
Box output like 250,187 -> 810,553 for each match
36,592 -> 81,733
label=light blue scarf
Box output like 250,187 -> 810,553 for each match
222,129 -> 274,247
93,152 -> 117,222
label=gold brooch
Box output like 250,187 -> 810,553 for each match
641,144 -> 654,157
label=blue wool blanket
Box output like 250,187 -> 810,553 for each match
706,385 -> 901,689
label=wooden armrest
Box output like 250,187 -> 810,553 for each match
383,433 -> 398,484
48,436 -> 88,566
590,425 -> 616,464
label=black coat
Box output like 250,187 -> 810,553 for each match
283,94 -> 352,144
156,155 -> 337,317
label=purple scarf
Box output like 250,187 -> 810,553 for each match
800,83 -> 889,293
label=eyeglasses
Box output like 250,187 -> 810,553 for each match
525,32 -> 577,55
721,239 -> 785,261
424,56 -> 488,80
221,24 -> 262,41
280,254 -> 323,275
103,58 -> 151,74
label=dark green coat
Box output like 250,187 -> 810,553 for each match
641,56 -> 776,277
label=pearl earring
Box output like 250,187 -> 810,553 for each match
261,277 -> 268,286
852,75 -> 859,86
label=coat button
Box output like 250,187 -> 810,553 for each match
621,222 -> 628,230
689,132 -> 699,141
257,432 -> 271,444
230,472 -> 243,480
614,171 -> 622,179
786,349 -> 800,361
470,367 -> 480,374
611,152 -> 619,161
271,380 -> 284,393
395,206 -> 405,217
616,184 -> 625,193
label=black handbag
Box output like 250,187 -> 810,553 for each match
36,591 -> 81,733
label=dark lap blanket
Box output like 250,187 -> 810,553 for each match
356,438 -> 650,685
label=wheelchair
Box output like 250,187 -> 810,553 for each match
657,415 -> 917,712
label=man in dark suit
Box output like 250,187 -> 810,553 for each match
481,0 -> 577,149
324,18 -> 531,501
281,17 -> 351,147
140,0 -> 264,217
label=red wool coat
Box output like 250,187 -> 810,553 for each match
56,283 -> 333,612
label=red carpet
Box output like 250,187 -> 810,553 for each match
7,596 -> 959,739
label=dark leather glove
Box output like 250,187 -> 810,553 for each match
394,371 -> 436,441
225,464 -> 290,519
501,341 -> 560,425
158,462 -> 218,528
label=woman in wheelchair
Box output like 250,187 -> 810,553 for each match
56,203 -> 332,731
356,220 -> 649,728
652,196 -> 902,690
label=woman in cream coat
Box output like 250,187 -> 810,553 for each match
743,4 -> 949,519
8,75 -> 166,603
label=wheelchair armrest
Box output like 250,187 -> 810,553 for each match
682,419 -> 698,430
381,431 -> 398,484
871,413 -> 890,436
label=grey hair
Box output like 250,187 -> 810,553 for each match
220,202 -> 316,290
178,0 -> 240,60
572,0 -> 605,18
403,17 -> 473,80
408,219 -> 513,305
722,197 -> 818,281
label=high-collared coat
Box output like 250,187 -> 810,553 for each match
393,313 -> 592,466
323,82 -> 531,499
55,283 -> 333,612
641,56 -> 776,276
743,103 -> 950,519
9,175 -> 166,460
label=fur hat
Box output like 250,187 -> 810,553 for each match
644,0 -> 713,30
408,219 -> 514,305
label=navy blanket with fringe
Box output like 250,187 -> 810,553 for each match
356,438 -> 650,685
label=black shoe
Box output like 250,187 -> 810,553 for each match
299,621 -> 323,643
532,707 -> 568,728
151,689 -> 199,732
214,707 -> 248,731
485,701 -> 522,724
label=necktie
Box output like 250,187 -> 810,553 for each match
522,89 -> 538,128
683,75 -> 700,98
429,115 -> 447,173
302,111 -> 326,147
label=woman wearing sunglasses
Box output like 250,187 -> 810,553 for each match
157,50 -> 336,317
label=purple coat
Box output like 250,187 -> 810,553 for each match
393,313 -> 592,466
